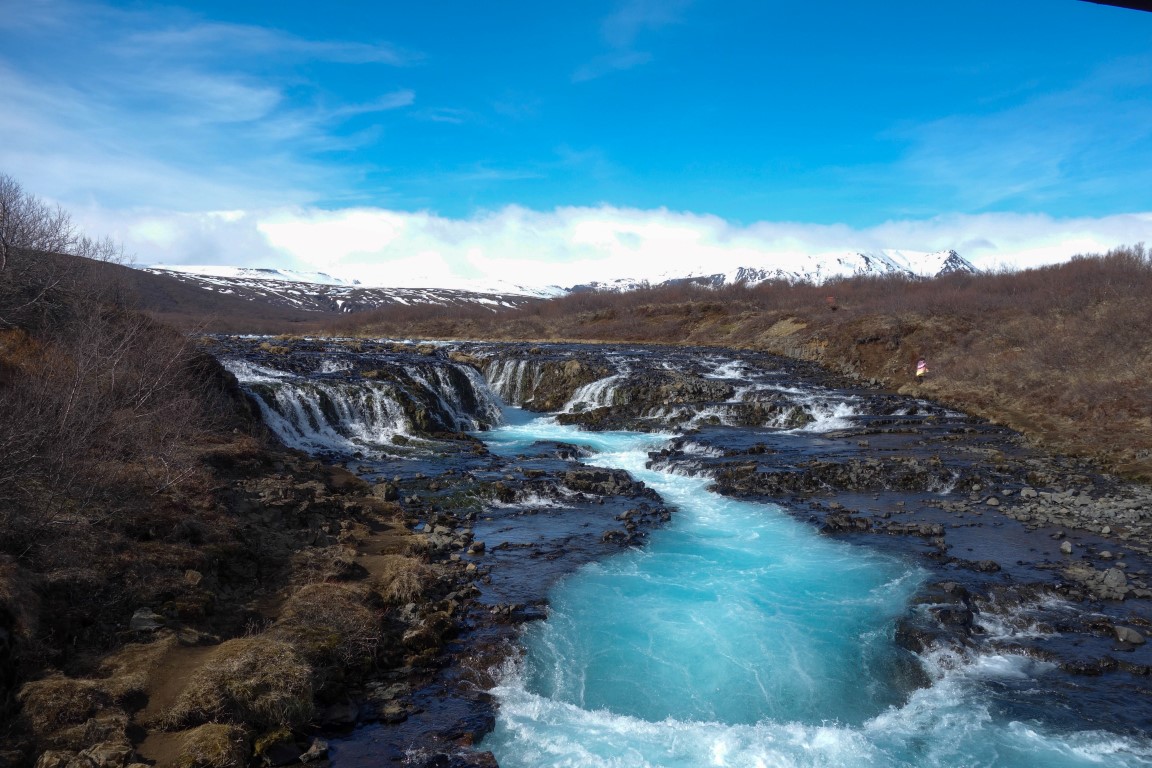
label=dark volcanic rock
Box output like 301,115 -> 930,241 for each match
562,467 -> 653,498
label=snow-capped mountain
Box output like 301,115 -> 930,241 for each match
151,264 -> 359,286
142,249 -> 977,314
571,249 -> 978,292
142,266 -> 546,313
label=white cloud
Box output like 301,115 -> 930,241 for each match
0,1 -> 416,211
72,204 -> 1152,290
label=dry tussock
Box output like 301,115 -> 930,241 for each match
372,555 -> 435,605
15,675 -> 129,750
174,723 -> 251,768
289,544 -> 365,584
271,582 -> 382,673
161,637 -> 313,731
96,633 -> 179,699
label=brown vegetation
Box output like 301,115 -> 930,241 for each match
334,245 -> 1152,480
160,638 -> 314,732
0,176 -> 450,767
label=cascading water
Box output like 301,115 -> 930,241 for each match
486,359 -> 539,406
223,356 -> 504,454
216,340 -> 1152,767
477,416 -> 1152,768
561,373 -> 625,413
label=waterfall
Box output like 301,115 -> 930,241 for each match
485,359 -> 541,406
561,374 -> 624,413
224,358 -> 504,454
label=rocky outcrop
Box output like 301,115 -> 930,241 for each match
710,456 -> 966,497
562,468 -> 654,498
483,353 -> 612,411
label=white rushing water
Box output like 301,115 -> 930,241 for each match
223,357 -> 504,454
477,417 -> 1152,768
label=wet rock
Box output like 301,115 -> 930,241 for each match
821,513 -> 872,533
319,701 -> 360,726
373,482 -> 400,502
258,736 -> 302,766
1062,657 -> 1120,676
1103,568 -> 1128,590
128,608 -> 164,632
300,739 -> 329,763
562,468 -> 650,498
1114,626 -> 1146,645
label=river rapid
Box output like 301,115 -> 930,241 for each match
215,337 -> 1152,768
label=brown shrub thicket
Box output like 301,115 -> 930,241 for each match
0,176 -> 260,726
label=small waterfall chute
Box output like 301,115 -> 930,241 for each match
223,354 -> 505,454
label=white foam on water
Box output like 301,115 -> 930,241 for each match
222,359 -> 292,383
318,359 -> 353,374
788,401 -> 859,433
704,359 -> 752,380
679,441 -> 725,458
562,373 -> 626,413
487,493 -> 572,510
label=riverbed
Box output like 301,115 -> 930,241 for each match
216,337 -> 1152,767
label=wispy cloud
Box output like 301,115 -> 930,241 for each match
574,0 -> 691,82
573,51 -> 653,83
414,106 -> 473,124
120,21 -> 418,66
331,90 -> 417,118
888,57 -> 1152,214
0,0 -> 418,210
600,0 -> 692,49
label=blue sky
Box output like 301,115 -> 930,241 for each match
2,0 -> 1151,285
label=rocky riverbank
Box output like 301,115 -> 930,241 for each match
14,335 -> 1151,767
273,337 -> 1152,760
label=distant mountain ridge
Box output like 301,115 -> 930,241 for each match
142,266 -> 546,314
570,249 -> 978,293
142,248 -> 977,313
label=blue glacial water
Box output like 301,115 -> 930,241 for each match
479,417 -> 1152,768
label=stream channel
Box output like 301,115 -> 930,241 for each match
217,337 -> 1152,768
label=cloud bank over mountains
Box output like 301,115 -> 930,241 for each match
78,203 -> 1152,291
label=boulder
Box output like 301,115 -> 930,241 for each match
1114,626 -> 1147,645
77,742 -> 133,768
300,739 -> 329,764
129,608 -> 165,632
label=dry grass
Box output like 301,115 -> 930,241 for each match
16,676 -> 113,741
161,637 -> 313,731
271,582 -> 382,687
96,633 -> 179,700
289,545 -> 365,584
174,723 -> 251,768
371,555 -> 436,605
